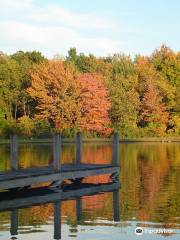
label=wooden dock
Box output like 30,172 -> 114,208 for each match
0,182 -> 120,239
0,133 -> 120,190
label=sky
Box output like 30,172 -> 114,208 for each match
0,0 -> 180,58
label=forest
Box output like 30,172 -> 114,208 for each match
0,45 -> 179,138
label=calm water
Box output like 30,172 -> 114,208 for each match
0,142 -> 180,239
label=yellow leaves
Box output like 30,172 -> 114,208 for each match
17,116 -> 35,136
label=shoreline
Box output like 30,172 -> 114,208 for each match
0,137 -> 180,144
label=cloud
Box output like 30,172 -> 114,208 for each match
0,20 -> 121,57
0,0 -> 123,57
0,0 -> 33,15
28,5 -> 115,30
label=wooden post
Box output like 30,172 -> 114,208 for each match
53,134 -> 61,171
54,201 -> 61,240
76,198 -> 82,222
113,190 -> 120,222
10,209 -> 18,236
10,134 -> 18,170
76,132 -> 82,165
112,133 -> 119,166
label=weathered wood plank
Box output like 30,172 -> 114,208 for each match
54,201 -> 61,240
10,209 -> 18,236
112,133 -> 119,166
76,132 -> 82,165
0,166 -> 54,180
10,134 -> 18,170
61,166 -> 119,181
0,165 -> 119,189
76,198 -> 82,222
0,164 -> 113,180
53,134 -> 62,171
113,190 -> 120,222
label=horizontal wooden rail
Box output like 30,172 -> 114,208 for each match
8,133 -> 120,172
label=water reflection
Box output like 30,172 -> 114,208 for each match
0,142 -> 180,239
0,182 -> 120,239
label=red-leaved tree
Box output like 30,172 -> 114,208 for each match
77,73 -> 112,135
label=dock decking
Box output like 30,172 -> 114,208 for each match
0,164 -> 119,189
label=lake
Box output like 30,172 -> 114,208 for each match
0,142 -> 180,239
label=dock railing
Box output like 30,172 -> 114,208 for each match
9,132 -> 120,171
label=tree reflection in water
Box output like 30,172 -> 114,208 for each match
0,142 -> 179,239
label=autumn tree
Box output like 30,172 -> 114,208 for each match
151,45 -> 180,86
77,73 -> 112,135
0,55 -> 22,120
66,48 -> 97,73
136,57 -> 169,135
28,61 -> 111,135
11,50 -> 46,117
151,45 -> 180,135
0,46 -> 179,137
28,60 -> 81,133
66,48 -> 111,76
138,83 -> 168,128
0,51 -> 46,120
11,50 -> 46,65
107,54 -> 140,137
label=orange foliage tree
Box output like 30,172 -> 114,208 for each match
28,61 -> 111,135
28,61 -> 81,132
139,82 -> 168,126
136,57 -> 169,135
77,73 -> 112,135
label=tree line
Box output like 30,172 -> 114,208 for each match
0,45 -> 179,138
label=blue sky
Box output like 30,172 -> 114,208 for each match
0,0 -> 179,58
